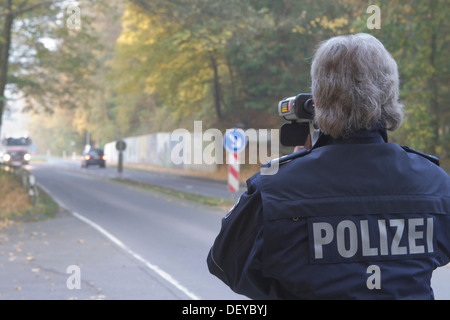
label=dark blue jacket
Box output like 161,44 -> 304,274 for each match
207,127 -> 450,299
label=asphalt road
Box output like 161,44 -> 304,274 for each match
25,161 -> 248,300
45,157 -> 246,200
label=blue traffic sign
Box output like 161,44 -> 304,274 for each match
224,128 -> 246,153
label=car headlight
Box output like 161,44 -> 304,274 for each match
24,153 -> 31,161
3,153 -> 11,162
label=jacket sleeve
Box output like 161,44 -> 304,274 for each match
206,174 -> 270,299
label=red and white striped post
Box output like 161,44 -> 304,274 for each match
224,128 -> 245,196
227,151 -> 240,193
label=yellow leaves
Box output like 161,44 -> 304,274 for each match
291,26 -> 306,34
310,16 -> 349,32
292,10 -> 349,35
116,32 -> 138,46
117,7 -> 154,46
72,107 -> 89,134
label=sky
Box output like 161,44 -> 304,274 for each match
1,93 -> 29,138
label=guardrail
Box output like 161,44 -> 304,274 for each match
0,164 -> 38,207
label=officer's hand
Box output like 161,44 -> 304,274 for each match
293,134 -> 312,153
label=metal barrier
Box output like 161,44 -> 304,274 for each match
1,164 -> 38,207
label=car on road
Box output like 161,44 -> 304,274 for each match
82,148 -> 106,168
1,136 -> 32,166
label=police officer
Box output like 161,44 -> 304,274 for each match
207,33 -> 450,299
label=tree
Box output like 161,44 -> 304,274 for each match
1,0 -> 102,142
120,0 -> 354,130
227,0 -> 351,121
0,0 -> 57,130
21,0 -> 447,162
125,0 -> 271,124
350,0 -> 449,156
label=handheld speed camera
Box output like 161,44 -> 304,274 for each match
278,93 -> 318,147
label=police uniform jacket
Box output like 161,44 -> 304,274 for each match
207,125 -> 450,299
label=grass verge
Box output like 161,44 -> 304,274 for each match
0,168 -> 58,229
112,177 -> 235,208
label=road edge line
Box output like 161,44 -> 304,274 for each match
36,182 -> 201,300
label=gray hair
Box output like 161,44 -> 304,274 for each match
310,33 -> 403,138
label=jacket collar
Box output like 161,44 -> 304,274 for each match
312,122 -> 388,149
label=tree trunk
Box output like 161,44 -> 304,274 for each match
428,0 -> 439,155
209,52 -> 222,119
0,0 -> 14,128
225,52 -> 236,107
429,31 -> 439,154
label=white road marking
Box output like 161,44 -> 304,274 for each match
37,182 -> 201,300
